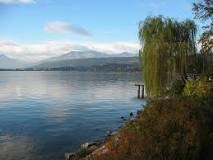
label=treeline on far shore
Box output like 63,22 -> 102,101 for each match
0,63 -> 141,72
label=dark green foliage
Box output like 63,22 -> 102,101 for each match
167,80 -> 185,96
193,0 -> 213,55
193,0 -> 213,77
139,16 -> 197,97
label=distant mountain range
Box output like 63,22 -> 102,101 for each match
43,50 -> 137,62
31,57 -> 140,72
0,50 -> 140,71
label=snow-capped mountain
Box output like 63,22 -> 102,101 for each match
44,50 -> 137,62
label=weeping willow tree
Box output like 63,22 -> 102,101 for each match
139,16 -> 197,97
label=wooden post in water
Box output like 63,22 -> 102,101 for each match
141,85 -> 144,99
135,83 -> 145,99
137,85 -> 141,99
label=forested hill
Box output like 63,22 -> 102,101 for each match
28,57 -> 140,72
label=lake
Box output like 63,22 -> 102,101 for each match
0,71 -> 145,160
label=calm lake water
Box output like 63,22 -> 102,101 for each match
0,71 -> 145,160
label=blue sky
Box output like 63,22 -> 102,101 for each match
0,0 -> 199,61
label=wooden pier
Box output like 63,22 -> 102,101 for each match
135,83 -> 145,99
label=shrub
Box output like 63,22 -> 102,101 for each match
183,80 -> 207,98
167,80 -> 185,96
95,97 -> 213,160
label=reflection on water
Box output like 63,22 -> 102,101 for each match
0,135 -> 35,160
0,71 -> 145,160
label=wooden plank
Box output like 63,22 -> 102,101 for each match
137,85 -> 141,99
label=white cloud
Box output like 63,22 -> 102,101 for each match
0,0 -> 35,4
85,42 -> 140,54
44,21 -> 91,36
0,40 -> 140,62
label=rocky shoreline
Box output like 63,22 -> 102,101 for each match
65,111 -> 138,160
65,141 -> 108,160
